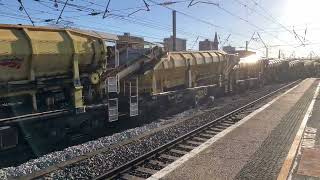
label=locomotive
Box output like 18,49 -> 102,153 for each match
0,24 -> 318,153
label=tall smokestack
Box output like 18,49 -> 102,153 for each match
172,10 -> 176,51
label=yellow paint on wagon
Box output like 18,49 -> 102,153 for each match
0,24 -> 108,110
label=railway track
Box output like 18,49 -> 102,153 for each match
6,81 -> 299,180
94,80 -> 299,180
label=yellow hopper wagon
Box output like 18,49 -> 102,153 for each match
124,50 -> 239,119
0,24 -> 119,152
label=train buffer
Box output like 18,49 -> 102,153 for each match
145,78 -> 320,180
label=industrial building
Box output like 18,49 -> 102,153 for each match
163,36 -> 187,51
199,32 -> 219,50
117,32 -> 145,49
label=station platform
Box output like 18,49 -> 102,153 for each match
147,78 -> 320,180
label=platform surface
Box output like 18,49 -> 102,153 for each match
289,79 -> 320,180
150,79 -> 320,180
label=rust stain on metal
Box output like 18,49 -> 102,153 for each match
297,147 -> 320,177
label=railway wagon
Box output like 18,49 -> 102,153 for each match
314,61 -> 320,77
0,24 -> 121,150
124,51 -> 239,119
264,59 -> 289,83
140,51 -> 238,93
288,60 -> 305,80
0,24 -> 119,116
303,60 -> 319,77
231,57 -> 267,91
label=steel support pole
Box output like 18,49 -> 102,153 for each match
172,10 -> 176,51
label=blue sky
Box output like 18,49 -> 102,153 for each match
1,0 -> 319,57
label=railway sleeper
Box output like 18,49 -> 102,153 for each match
192,136 -> 208,142
159,154 -> 179,161
182,141 -> 201,147
220,122 -> 235,126
201,132 -> 216,136
209,127 -> 224,132
169,149 -> 188,155
154,156 -> 175,164
176,144 -> 194,151
143,161 -> 165,170
148,159 -> 169,167
134,167 -> 159,175
164,150 -> 184,157
198,134 -> 213,139
222,120 -> 235,124
233,117 -> 244,122
226,117 -> 234,121
128,169 -> 152,178
121,173 -> 145,180
186,139 -> 205,145
204,130 -> 218,135
229,115 -> 240,120
214,125 -> 228,129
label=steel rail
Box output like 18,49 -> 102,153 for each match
0,103 -> 108,124
94,80 -> 300,180
0,109 -> 70,124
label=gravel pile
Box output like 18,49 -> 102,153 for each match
0,83 -> 287,179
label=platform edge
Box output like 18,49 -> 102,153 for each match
147,82 -> 302,180
277,81 -> 320,180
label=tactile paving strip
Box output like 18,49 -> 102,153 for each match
235,81 -> 318,180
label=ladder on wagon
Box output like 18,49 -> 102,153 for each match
106,42 -> 120,122
129,78 -> 139,117
107,76 -> 119,122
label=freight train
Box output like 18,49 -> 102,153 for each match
0,24 -> 318,152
